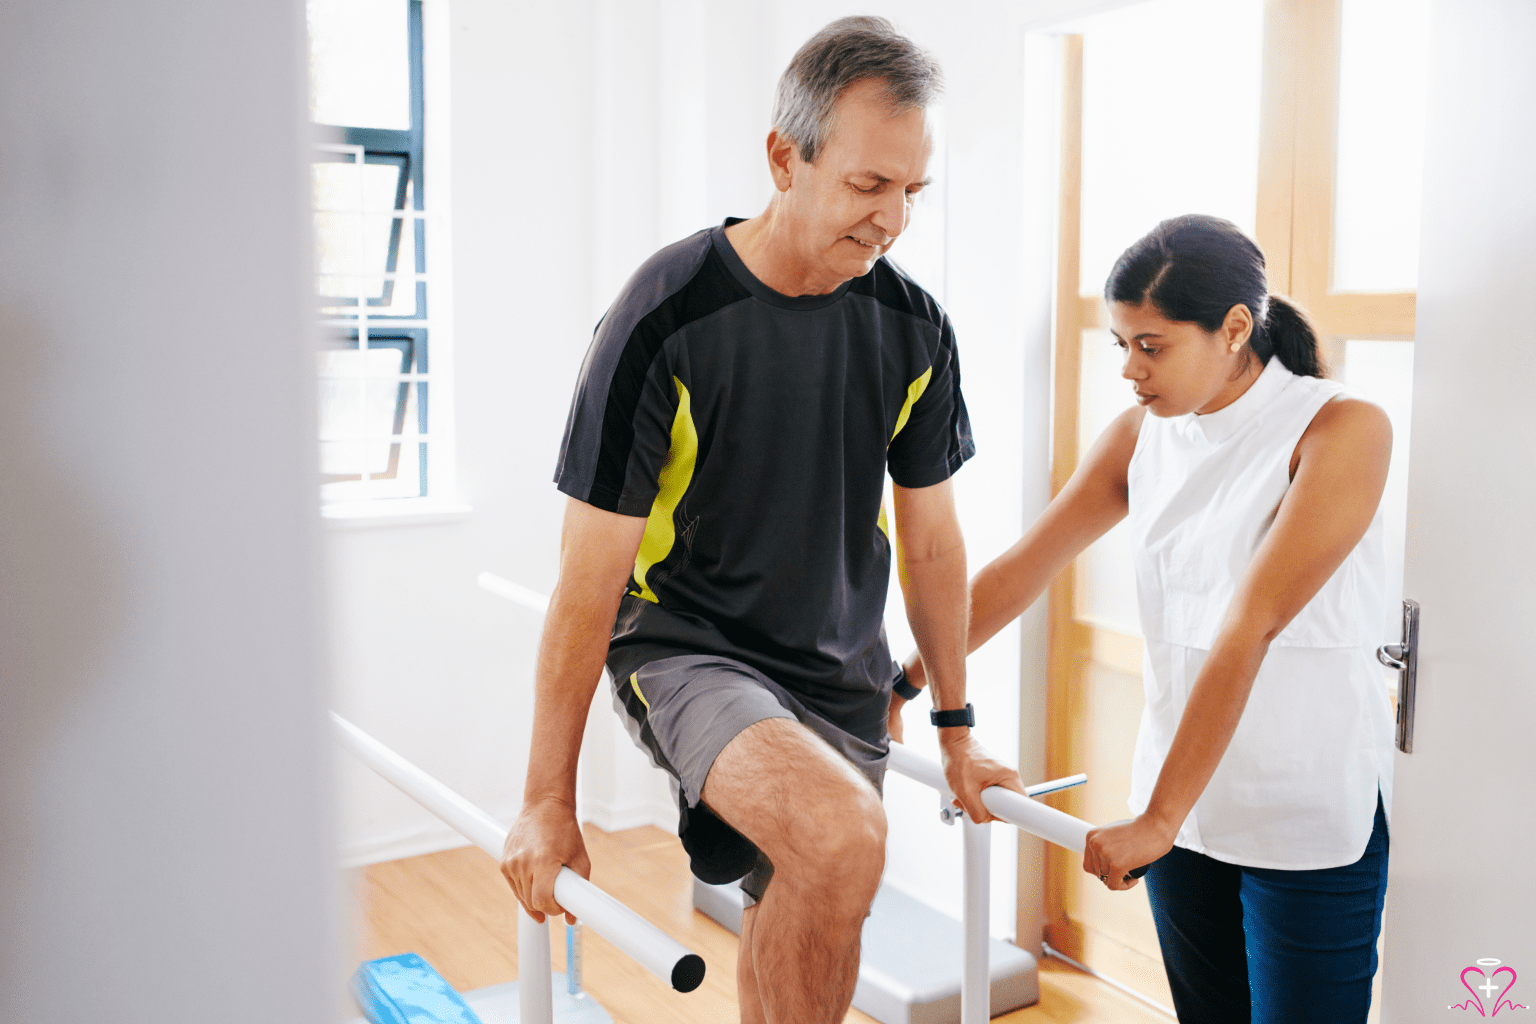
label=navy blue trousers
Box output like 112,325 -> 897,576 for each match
1144,797 -> 1389,1024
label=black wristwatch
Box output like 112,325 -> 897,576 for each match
930,703 -> 975,728
892,664 -> 923,702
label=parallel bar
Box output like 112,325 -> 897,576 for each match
1024,773 -> 1087,798
520,912 -> 554,1023
331,713 -> 705,992
477,571 -> 551,615
961,817 -> 990,1024
887,743 -> 1091,854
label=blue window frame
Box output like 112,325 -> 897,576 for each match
311,0 -> 430,500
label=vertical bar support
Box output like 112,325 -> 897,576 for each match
519,910 -> 553,1024
567,921 -> 584,995
962,817 -> 991,1024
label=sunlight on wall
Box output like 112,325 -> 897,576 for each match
1342,340 -> 1415,652
1076,0 -> 1264,295
1333,0 -> 1431,293
1075,328 -> 1141,635
308,0 -> 411,130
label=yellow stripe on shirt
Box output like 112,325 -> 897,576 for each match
881,367 -> 932,533
889,366 -> 933,444
633,377 -> 699,603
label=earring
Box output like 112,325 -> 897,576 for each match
1230,340 -> 1243,354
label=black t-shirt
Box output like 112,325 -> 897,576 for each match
555,220 -> 973,730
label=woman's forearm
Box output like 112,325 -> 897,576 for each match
966,529 -> 1073,654
906,499 -> 1115,684
1142,627 -> 1270,835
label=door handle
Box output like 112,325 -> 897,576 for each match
1377,599 -> 1420,753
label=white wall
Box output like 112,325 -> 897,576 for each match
0,2 -> 335,1022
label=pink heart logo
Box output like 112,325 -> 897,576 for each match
1461,967 -> 1490,1016
1490,966 -> 1522,1016
1458,966 -> 1527,1016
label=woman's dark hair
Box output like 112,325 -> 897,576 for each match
1104,214 -> 1326,378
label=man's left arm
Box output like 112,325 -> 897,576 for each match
891,478 -> 1026,822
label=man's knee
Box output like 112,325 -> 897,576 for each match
704,717 -> 886,888
779,780 -> 886,890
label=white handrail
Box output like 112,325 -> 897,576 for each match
887,742 -> 1094,852
330,713 -> 706,997
477,571 -> 550,615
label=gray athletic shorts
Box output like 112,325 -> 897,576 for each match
606,650 -> 889,904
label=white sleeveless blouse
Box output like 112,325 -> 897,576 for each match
1125,357 -> 1394,869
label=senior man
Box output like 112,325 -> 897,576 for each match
502,17 -> 1024,1023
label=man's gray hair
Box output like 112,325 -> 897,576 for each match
771,16 -> 942,165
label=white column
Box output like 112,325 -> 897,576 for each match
0,2 -> 332,1023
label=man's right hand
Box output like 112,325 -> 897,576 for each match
500,797 -> 591,925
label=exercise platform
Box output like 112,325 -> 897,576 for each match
694,878 -> 1039,1024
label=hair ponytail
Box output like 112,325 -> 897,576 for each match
1105,214 -> 1329,380
1253,294 -> 1326,378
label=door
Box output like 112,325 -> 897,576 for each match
1379,2 -> 1536,1018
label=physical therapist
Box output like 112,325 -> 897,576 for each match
894,214 -> 1394,1023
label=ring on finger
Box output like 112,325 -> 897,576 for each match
1098,873 -> 1108,882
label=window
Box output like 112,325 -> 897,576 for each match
309,0 -> 436,506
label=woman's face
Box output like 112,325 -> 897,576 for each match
1108,300 -> 1259,417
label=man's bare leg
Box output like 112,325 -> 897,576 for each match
702,718 -> 885,1024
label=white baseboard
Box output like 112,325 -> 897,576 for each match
341,825 -> 475,869
342,795 -> 674,869
579,795 -> 675,835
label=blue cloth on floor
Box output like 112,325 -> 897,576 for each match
351,953 -> 485,1024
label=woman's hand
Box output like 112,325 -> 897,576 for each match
887,693 -> 907,744
1083,814 -> 1175,891
888,654 -> 927,745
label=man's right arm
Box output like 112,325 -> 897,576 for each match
500,496 -> 646,923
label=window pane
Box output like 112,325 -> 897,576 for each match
308,0 -> 411,130
1333,0 -> 1431,292
1077,0 -> 1264,294
374,182 -> 421,317
316,346 -> 411,462
1341,340 -> 1414,678
319,441 -> 368,479
321,443 -> 426,501
313,160 -> 407,304
318,374 -> 425,500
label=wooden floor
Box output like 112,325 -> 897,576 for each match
354,823 -> 1174,1024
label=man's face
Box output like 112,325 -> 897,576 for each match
779,78 -> 933,284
